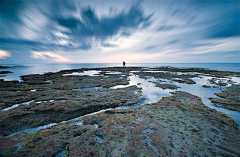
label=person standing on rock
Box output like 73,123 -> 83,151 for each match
123,61 -> 126,67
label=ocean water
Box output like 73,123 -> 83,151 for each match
0,63 -> 239,81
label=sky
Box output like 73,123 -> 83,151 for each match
0,0 -> 239,64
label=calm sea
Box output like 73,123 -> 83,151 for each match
0,63 -> 239,81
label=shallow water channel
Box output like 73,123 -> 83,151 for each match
113,74 -> 240,129
7,71 -> 240,137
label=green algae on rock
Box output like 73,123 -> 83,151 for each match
1,66 -> 240,157
1,91 -> 239,157
172,78 -> 196,84
154,83 -> 180,90
0,86 -> 143,136
209,84 -> 240,112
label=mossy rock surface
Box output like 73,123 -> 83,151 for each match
1,67 -> 240,156
209,84 -> 240,112
1,91 -> 239,157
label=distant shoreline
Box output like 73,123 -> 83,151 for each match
0,63 -> 240,81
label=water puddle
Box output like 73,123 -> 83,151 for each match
113,74 -> 174,109
75,120 -> 83,126
170,76 -> 240,128
8,123 -> 57,137
63,70 -> 101,76
35,99 -> 66,104
96,136 -> 103,143
7,107 -> 115,137
73,87 -> 103,91
55,150 -> 66,157
113,74 -> 240,129
105,71 -> 122,74
131,70 -> 201,76
232,76 -> 240,83
1,100 -> 34,112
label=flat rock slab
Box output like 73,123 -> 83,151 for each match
209,84 -> 240,112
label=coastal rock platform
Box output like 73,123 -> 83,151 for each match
0,67 -> 239,156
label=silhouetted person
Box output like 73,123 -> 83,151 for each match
123,61 -> 126,67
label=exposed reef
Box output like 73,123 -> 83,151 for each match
209,84 -> 240,112
154,83 -> 180,89
1,92 -> 239,156
0,66 -> 240,156
0,71 -> 13,74
0,66 -> 11,69
0,86 -> 143,136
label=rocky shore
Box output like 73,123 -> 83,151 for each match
0,65 -> 20,75
209,84 -> 240,112
0,66 -> 240,156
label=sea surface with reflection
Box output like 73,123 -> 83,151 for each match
1,63 -> 239,81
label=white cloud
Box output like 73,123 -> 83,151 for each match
190,37 -> 240,54
19,6 -> 48,40
0,50 -> 11,59
31,51 -> 71,62
54,32 -> 69,39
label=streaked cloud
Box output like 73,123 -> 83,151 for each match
188,37 -> 240,55
31,51 -> 71,62
0,0 -> 239,63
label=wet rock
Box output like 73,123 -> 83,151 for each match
209,84 -> 240,112
1,66 -> 240,157
0,66 -> 11,69
2,91 -> 239,157
0,71 -> 13,74
0,85 -> 143,136
202,85 -> 211,88
172,78 -> 196,84
154,83 -> 180,90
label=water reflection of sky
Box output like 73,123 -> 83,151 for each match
117,74 -> 240,129
63,70 -> 101,76
174,77 -> 240,129
0,64 -> 117,81
131,75 -> 173,103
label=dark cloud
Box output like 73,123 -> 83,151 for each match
0,0 -> 23,21
0,0 -> 239,64
195,0 -> 240,39
0,0 -> 152,53
206,13 -> 240,38
0,0 -> 25,38
57,5 -> 152,39
57,18 -> 79,29
0,37 -> 91,53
